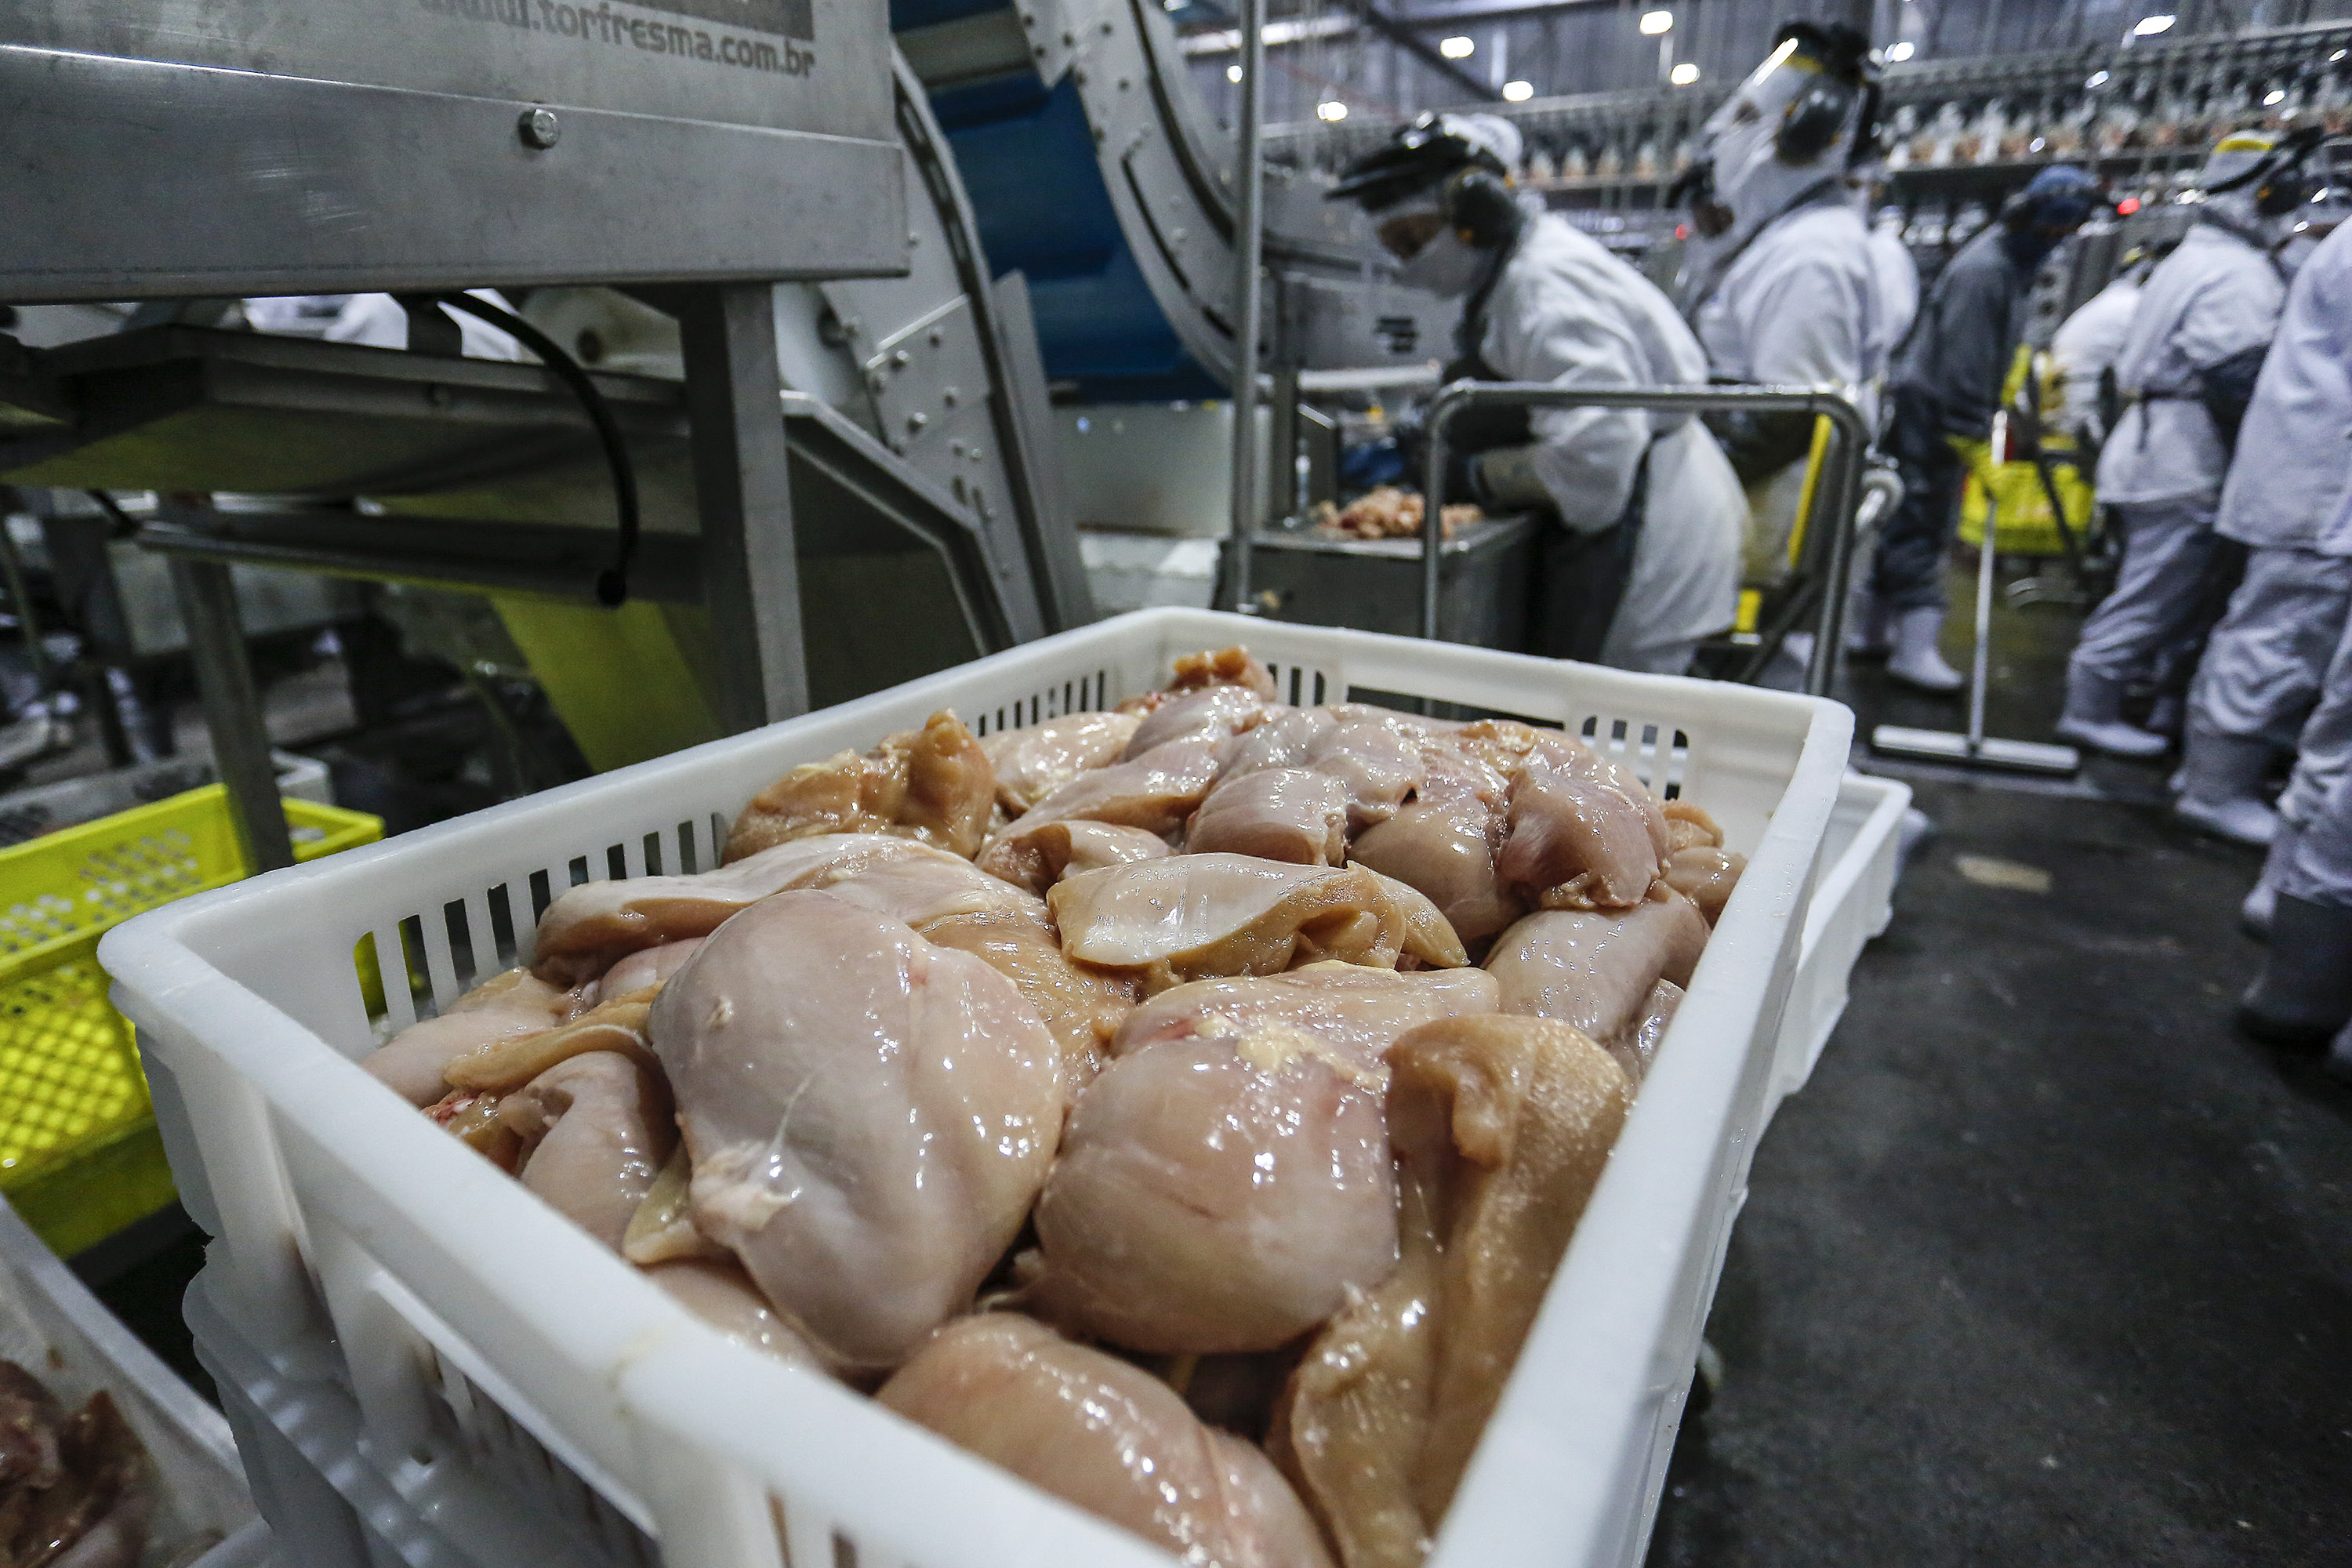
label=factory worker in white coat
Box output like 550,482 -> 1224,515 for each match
2057,130 -> 2310,757
1676,22 -> 1888,593
2176,154 -> 2352,847
1331,114 -> 1744,673
1865,202 -> 1919,358
2238,477 -> 2352,1073
2046,245 -> 2159,449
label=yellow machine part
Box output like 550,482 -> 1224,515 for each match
491,595 -> 728,773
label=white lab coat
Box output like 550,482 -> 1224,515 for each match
1692,197 -> 1886,575
1479,214 -> 1745,669
2048,276 -> 2140,443
1865,225 -> 1920,361
2096,225 -> 2286,506
2217,222 -> 2352,550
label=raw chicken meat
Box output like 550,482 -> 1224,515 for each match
1276,1015 -> 1630,1564
443,986 -> 659,1095
878,1315 -> 1331,1568
498,1051 -> 676,1251
1662,847 -> 1746,927
1309,486 -> 1479,542
1351,740 -> 1522,946
1048,855 -> 1468,993
649,891 -> 1061,1374
1615,979 -> 1682,1085
1000,735 -> 1224,839
1168,644 -> 1280,701
644,1259 -> 824,1371
1389,1015 -> 1629,1523
363,968 -> 582,1105
425,1089 -> 522,1171
1110,962 -> 1500,1082
1324,704 -> 1462,738
1186,768 -> 1350,866
982,710 -> 1144,815
793,842 -> 1136,1096
0,1368 -> 151,1568
622,1147 -> 727,1265
1305,720 -> 1423,832
593,938 -> 703,1002
532,833 -> 926,985
1661,800 -> 1724,854
1218,707 -> 1335,777
1126,685 -> 1268,759
1495,736 -> 1668,910
975,818 -> 1171,896
1484,888 -> 1708,1050
1027,1031 -> 1398,1354
725,710 -> 993,863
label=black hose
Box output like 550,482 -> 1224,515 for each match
421,292 -> 641,608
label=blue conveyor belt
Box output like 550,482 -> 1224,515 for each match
893,2 -> 1224,401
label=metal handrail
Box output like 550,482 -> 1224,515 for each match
1421,380 -> 1871,696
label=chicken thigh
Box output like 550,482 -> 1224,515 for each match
1494,736 -> 1668,910
975,819 -> 1171,896
497,1051 -> 676,1252
1483,888 -> 1708,1048
725,710 -> 993,863
363,968 -> 582,1105
878,1315 -> 1331,1568
1186,768 -> 1350,866
1048,855 -> 1467,993
648,891 -> 1060,1374
1111,963 -> 1500,1081
983,710 -> 1144,815
1000,735 -> 1224,839
1028,1031 -> 1398,1354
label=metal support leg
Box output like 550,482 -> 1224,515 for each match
1223,0 -> 1267,614
166,558 -> 294,872
675,283 -> 808,731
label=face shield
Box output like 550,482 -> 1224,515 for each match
1672,23 -> 1875,308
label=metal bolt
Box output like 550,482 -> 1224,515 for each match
928,328 -> 944,347
892,349 -> 912,366
907,412 -> 929,431
1075,68 -> 1087,85
517,107 -> 561,150
943,387 -> 960,407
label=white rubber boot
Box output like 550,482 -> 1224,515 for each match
2055,666 -> 2169,759
2241,820 -> 2301,940
2239,894 -> 2352,1047
2172,727 -> 2278,846
1844,576 -> 1889,657
1886,608 -> 1963,693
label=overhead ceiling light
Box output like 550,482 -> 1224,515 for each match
2133,13 -> 2175,34
1639,9 -> 1674,35
1317,100 -> 1349,122
1226,64 -> 1241,82
1439,34 -> 1475,59
1501,79 -> 1534,102
2336,48 -> 2349,60
1670,61 -> 1700,85
1886,40 -> 1915,61
2265,88 -> 2286,104
2086,69 -> 2111,87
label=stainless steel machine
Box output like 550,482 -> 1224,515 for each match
2,4 -> 1091,866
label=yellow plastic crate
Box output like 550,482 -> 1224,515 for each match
0,785 -> 381,1255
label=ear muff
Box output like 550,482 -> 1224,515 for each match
1443,167 -> 1522,249
1776,71 -> 1859,165
2256,170 -> 2320,217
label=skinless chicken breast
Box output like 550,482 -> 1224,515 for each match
982,710 -> 1144,815
649,891 -> 1062,1375
363,967 -> 583,1106
975,818 -> 1172,896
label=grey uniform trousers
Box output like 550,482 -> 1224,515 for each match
2069,497 -> 2223,687
2188,545 -> 2352,746
2278,604 -> 2352,907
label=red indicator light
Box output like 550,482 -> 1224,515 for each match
2117,196 -> 2142,215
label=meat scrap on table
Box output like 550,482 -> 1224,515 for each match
361,644 -> 1744,1568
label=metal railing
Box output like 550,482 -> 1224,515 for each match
1421,380 -> 1872,697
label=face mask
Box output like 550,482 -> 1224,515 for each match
1396,226 -> 1491,298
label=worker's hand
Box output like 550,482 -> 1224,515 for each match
1467,445 -> 1555,512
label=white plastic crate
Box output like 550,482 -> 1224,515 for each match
1767,771 -> 1911,1112
0,1192 -> 264,1567
102,608 -> 1857,1568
